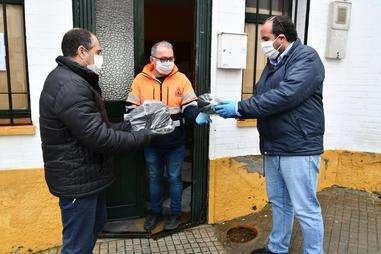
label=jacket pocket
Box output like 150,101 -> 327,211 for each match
290,112 -> 308,139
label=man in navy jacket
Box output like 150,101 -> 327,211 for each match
216,16 -> 325,254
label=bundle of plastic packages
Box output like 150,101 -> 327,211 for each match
124,100 -> 175,135
197,93 -> 224,114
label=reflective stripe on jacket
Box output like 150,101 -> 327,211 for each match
127,63 -> 198,148
127,63 -> 197,112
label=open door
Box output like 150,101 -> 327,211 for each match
95,0 -> 147,221
72,0 -> 211,238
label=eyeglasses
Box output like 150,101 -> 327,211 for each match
151,55 -> 175,63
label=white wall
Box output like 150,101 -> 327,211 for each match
210,0 -> 381,159
209,0 -> 261,159
308,0 -> 381,153
0,0 -> 72,170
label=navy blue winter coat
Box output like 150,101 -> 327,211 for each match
237,39 -> 325,156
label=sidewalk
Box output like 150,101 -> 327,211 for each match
40,225 -> 225,254
38,186 -> 381,254
215,186 -> 381,254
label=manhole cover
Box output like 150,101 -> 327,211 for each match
227,226 -> 258,243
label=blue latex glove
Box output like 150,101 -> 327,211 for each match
215,101 -> 237,118
195,112 -> 212,125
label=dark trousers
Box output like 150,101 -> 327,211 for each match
144,145 -> 185,215
59,192 -> 107,254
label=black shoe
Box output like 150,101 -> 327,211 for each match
144,213 -> 161,231
251,247 -> 280,254
164,214 -> 181,230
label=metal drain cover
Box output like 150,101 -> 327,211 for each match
227,226 -> 258,243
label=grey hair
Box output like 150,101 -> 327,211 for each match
151,41 -> 173,56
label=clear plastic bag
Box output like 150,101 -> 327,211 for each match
124,100 -> 175,135
197,93 -> 224,114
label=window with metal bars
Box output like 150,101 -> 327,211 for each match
0,0 -> 31,126
242,0 -> 292,100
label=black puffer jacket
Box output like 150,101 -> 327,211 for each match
39,56 -> 150,199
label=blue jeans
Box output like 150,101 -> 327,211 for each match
264,155 -> 324,254
144,145 -> 185,215
59,192 -> 107,254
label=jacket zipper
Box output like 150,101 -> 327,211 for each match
151,77 -> 163,102
144,71 -> 178,105
160,83 -> 162,102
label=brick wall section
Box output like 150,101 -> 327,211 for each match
1,0 -> 380,166
209,0 -> 262,158
0,0 -> 72,170
210,0 -> 381,159
309,0 -> 381,152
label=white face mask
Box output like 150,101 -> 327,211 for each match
155,60 -> 174,76
87,54 -> 103,75
260,36 -> 281,60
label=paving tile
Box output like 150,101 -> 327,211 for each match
167,245 -> 176,251
201,246 -> 210,252
192,247 -> 201,252
108,241 -> 117,253
38,187 -> 380,254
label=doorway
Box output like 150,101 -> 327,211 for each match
140,0 -> 196,235
144,0 -> 195,82
72,0 -> 211,238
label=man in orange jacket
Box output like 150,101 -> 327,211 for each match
127,41 -> 210,230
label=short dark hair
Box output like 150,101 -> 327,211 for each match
61,28 -> 94,57
270,15 -> 298,42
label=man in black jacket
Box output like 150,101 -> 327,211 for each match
39,28 -> 151,254
215,16 -> 325,254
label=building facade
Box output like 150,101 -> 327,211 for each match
0,0 -> 380,252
